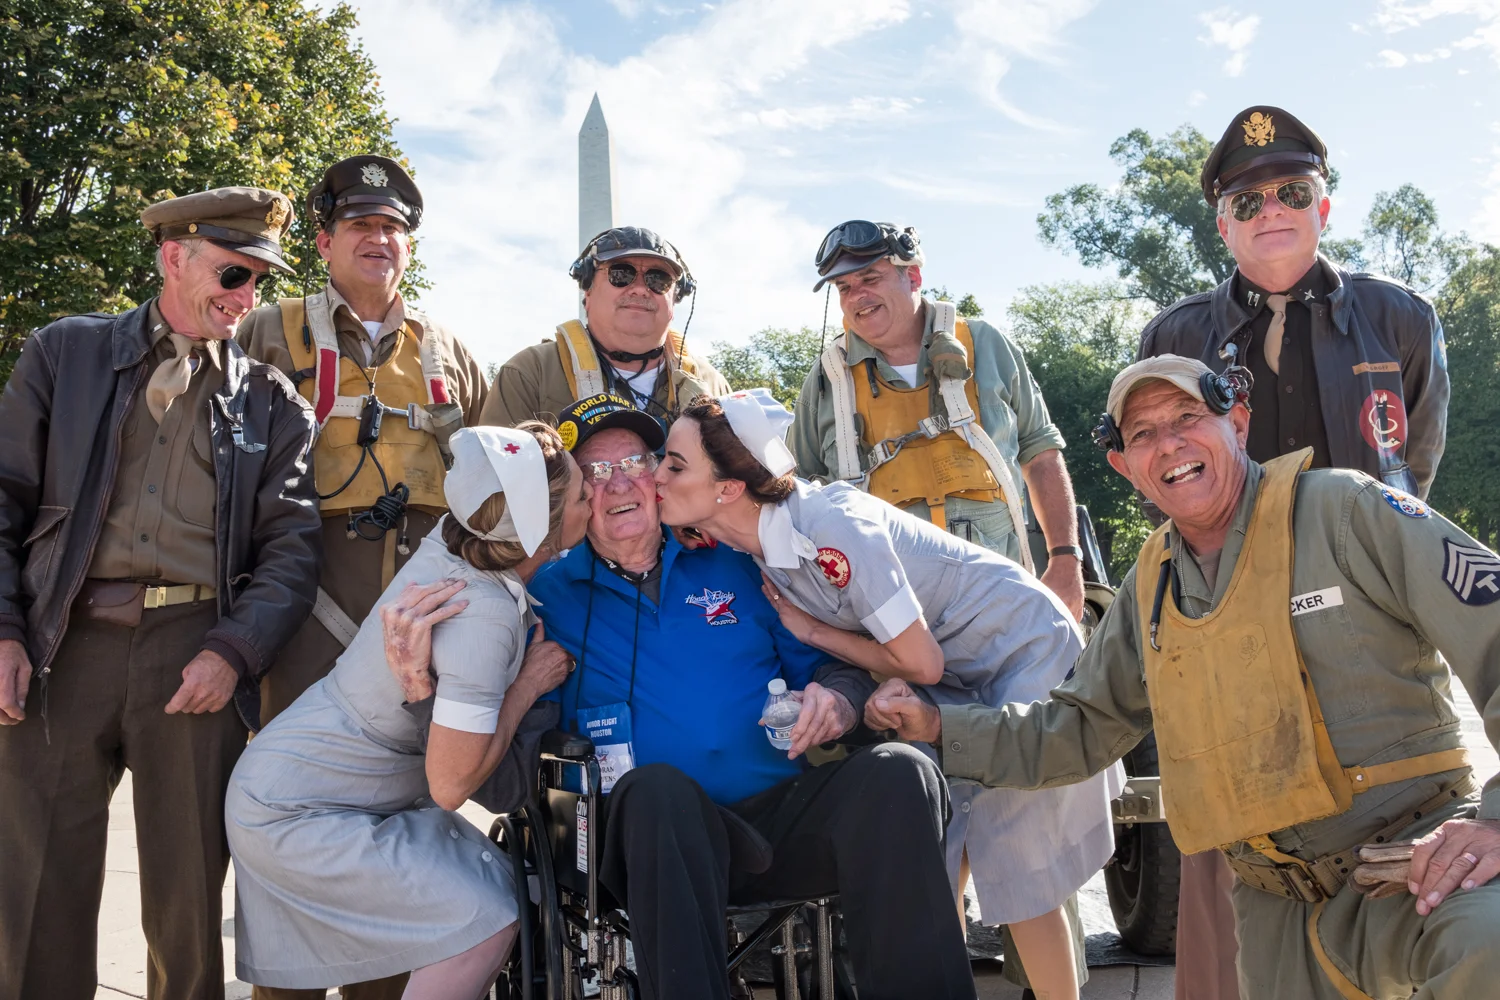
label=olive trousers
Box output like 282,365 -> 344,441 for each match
0,600 -> 245,1000
1234,801 -> 1500,1000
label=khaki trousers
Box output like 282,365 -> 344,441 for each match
0,600 -> 246,1000
255,512 -> 438,1000
1175,850 -> 1242,1000
1233,802 -> 1500,999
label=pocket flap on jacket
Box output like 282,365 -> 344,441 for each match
23,505 -> 69,546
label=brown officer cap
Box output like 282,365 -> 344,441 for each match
1200,106 -> 1328,206
141,186 -> 296,274
306,155 -> 423,231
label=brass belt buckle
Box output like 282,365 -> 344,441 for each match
1277,863 -> 1326,903
142,585 -> 168,610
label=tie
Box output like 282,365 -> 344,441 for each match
1263,293 -> 1290,376
145,333 -> 199,423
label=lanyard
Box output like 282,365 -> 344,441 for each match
565,554 -> 644,730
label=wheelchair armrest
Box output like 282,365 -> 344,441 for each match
539,729 -> 595,760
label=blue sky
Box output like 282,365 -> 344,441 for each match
338,0 -> 1500,369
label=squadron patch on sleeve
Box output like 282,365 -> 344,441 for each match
1442,537 -> 1500,606
1381,487 -> 1430,518
815,547 -> 851,589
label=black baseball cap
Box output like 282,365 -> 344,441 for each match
556,393 -> 666,453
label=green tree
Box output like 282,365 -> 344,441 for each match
1,0 -> 416,383
709,326 -> 825,409
1428,244 -> 1500,547
929,285 -> 984,318
1007,281 -> 1154,577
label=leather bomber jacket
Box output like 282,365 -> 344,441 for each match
0,301 -> 323,729
1137,255 -> 1450,499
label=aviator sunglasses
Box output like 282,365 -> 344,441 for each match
584,453 -> 658,483
1228,180 -> 1318,223
214,262 -> 278,292
607,262 -> 676,296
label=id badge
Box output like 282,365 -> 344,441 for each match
576,702 -> 636,794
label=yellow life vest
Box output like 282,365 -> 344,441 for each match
850,319 -> 1000,531
1134,450 -> 1470,855
554,319 -> 701,414
278,296 -> 450,516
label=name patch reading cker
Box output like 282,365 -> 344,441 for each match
577,702 -> 636,793
1290,587 -> 1344,616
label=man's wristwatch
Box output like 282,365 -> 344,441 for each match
1048,545 -> 1084,561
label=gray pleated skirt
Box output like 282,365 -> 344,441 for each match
226,680 -> 518,988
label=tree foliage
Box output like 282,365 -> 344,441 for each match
1428,244 -> 1500,548
1006,282 -> 1154,577
709,326 -> 826,409
0,0 -> 416,378
929,285 -> 984,319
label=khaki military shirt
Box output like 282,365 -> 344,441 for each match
788,301 -> 1065,553
940,460 -> 1500,858
236,283 -> 490,427
88,302 -> 221,588
479,329 -> 730,428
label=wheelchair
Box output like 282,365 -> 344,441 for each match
488,730 -> 852,1000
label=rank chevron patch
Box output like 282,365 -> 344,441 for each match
1442,537 -> 1500,606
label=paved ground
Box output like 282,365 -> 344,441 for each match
94,688 -> 1499,999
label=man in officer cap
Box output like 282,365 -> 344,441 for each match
1137,106 -> 1452,999
789,221 -> 1086,620
1140,105 -> 1448,499
0,187 -> 322,999
480,226 -> 729,430
237,155 -> 489,998
868,354 -> 1500,1000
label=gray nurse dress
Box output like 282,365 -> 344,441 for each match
757,480 -> 1124,924
226,527 -> 531,988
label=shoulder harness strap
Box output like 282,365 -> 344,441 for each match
555,319 -> 608,400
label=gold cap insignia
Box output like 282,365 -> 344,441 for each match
264,199 -> 289,230
558,421 -> 578,451
361,163 -> 390,188
1242,112 -> 1275,147
187,222 -> 198,234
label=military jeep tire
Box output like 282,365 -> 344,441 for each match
1104,729 -> 1180,956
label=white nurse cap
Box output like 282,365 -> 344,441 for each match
443,426 -> 551,555
719,387 -> 797,477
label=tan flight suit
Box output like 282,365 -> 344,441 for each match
940,456 -> 1500,999
480,320 -> 728,428
237,286 -> 486,1000
0,305 -> 247,999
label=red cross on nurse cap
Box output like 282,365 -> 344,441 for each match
719,388 -> 797,477
444,426 -> 550,554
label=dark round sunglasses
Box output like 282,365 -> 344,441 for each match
1229,180 -> 1318,223
814,220 -> 888,272
215,263 -> 278,292
606,262 -> 675,296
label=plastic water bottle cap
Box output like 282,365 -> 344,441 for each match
767,678 -> 787,696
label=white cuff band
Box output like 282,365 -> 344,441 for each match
432,697 -> 499,735
860,584 -> 923,644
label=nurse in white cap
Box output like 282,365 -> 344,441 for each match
225,421 -> 592,1000
655,389 -> 1124,1000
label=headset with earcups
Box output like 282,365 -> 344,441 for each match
1092,366 -> 1253,452
569,229 -> 697,303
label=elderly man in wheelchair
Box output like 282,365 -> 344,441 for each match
382,396 -> 975,1000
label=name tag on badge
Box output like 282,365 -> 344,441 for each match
1291,586 -> 1344,616
577,701 -> 636,794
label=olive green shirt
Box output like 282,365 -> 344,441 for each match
940,460 -> 1500,859
236,283 -> 490,428
788,301 -> 1065,555
88,301 -> 221,588
479,326 -> 730,429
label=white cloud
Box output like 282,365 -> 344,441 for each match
332,0 -> 1098,369
1477,123 -> 1500,243
1373,1 -> 1500,64
1197,7 -> 1261,77
1187,88 -> 1208,107
1379,48 -> 1411,65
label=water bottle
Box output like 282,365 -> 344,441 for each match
762,678 -> 800,750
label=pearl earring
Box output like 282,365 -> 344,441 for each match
715,497 -> 722,504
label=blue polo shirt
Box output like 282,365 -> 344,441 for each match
529,531 -> 832,805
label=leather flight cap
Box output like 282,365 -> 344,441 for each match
141,185 -> 296,274
1201,105 -> 1328,205
587,226 -> 686,276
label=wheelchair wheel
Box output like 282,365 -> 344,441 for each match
768,906 -> 855,1000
